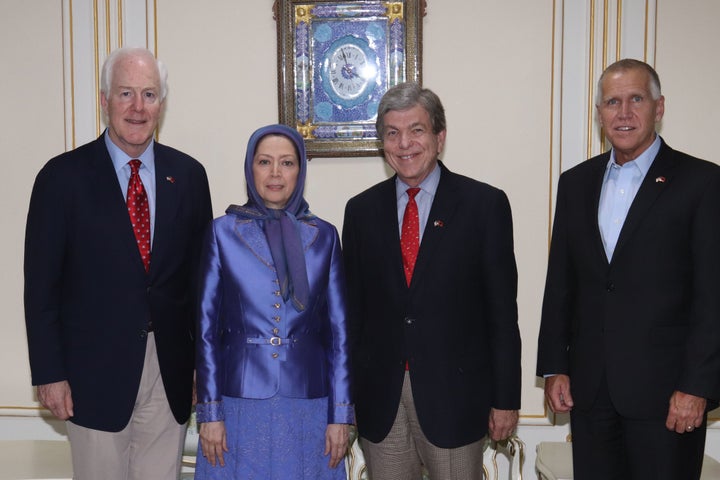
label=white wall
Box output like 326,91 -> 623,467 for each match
1,1 -> 719,477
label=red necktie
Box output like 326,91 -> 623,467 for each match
401,188 -> 421,286
127,159 -> 151,273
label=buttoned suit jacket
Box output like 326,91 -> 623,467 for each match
25,134 -> 213,431
342,162 -> 521,449
194,212 -> 354,425
537,139 -> 720,418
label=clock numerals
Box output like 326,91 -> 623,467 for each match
319,35 -> 379,109
328,44 -> 370,100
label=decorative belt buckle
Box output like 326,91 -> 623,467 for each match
270,336 -> 282,346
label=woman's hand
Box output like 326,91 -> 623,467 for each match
324,423 -> 350,468
199,421 -> 229,467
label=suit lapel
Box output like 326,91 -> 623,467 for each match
587,155 -> 610,266
612,142 -> 676,262
409,165 -> 459,289
374,178 -> 408,289
150,144 -> 180,276
89,137 -> 149,273
232,215 -> 320,270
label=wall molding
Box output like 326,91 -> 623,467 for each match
62,0 -> 158,150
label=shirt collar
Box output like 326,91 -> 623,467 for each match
395,162 -> 441,201
606,133 -> 661,176
104,129 -> 156,175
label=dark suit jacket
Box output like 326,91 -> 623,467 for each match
24,134 -> 212,432
342,162 -> 521,449
537,139 -> 720,418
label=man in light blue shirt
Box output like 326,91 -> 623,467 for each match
538,59 -> 720,480
25,47 -> 212,480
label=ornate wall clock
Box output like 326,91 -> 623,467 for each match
275,0 -> 424,158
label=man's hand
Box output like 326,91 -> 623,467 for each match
665,391 -> 706,434
199,421 -> 228,467
544,374 -> 574,413
324,424 -> 350,468
37,381 -> 73,420
488,408 -> 519,441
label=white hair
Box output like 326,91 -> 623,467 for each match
100,47 -> 168,101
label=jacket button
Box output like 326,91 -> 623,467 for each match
404,317 -> 415,325
140,330 -> 148,338
272,353 -> 279,359
606,282 -> 615,292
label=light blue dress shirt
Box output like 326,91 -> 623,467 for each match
396,163 -> 441,243
105,130 -> 157,243
598,134 -> 661,261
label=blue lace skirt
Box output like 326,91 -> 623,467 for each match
195,395 -> 346,480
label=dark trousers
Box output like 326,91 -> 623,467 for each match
570,378 -> 706,480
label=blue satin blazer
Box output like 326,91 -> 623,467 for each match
194,212 -> 354,425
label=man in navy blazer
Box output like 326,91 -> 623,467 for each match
537,59 -> 720,479
342,83 -> 521,480
24,47 -> 212,479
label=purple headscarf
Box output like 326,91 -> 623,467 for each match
226,124 -> 312,312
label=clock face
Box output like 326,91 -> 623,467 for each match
328,43 -> 370,100
320,35 -> 378,109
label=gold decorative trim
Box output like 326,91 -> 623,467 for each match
586,0 -> 595,160
295,5 -> 310,23
616,0 -> 622,60
385,2 -> 404,23
548,0 -> 558,247
93,0 -> 101,137
118,0 -> 124,46
67,0 -> 77,150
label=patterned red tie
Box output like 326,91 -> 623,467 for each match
401,188 -> 421,286
127,159 -> 151,273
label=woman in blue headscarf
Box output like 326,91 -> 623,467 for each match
194,124 -> 353,479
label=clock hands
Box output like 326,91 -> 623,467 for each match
339,48 -> 360,80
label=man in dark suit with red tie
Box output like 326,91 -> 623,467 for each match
24,47 -> 212,479
342,82 -> 521,480
537,59 -> 720,479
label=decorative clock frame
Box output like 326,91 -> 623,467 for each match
275,0 -> 424,158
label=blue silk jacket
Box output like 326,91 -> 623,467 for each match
194,213 -> 354,425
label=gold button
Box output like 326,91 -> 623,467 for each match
273,328 -> 279,335
274,291 -> 281,296
272,353 -> 279,359
273,303 -> 280,309
273,316 -> 281,322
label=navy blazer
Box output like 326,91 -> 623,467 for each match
342,162 -> 521,449
194,213 -> 354,425
24,134 -> 212,431
537,139 -> 720,417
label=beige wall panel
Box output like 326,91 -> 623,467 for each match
0,1 -> 64,406
655,0 -> 720,164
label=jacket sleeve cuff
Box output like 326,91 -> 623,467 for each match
329,403 -> 355,425
195,401 -> 225,423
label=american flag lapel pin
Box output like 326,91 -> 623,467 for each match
655,176 -> 666,183
433,220 -> 444,227
166,176 -> 176,184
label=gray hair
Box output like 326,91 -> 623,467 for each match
376,82 -> 446,138
100,47 -> 168,101
595,58 -> 661,106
